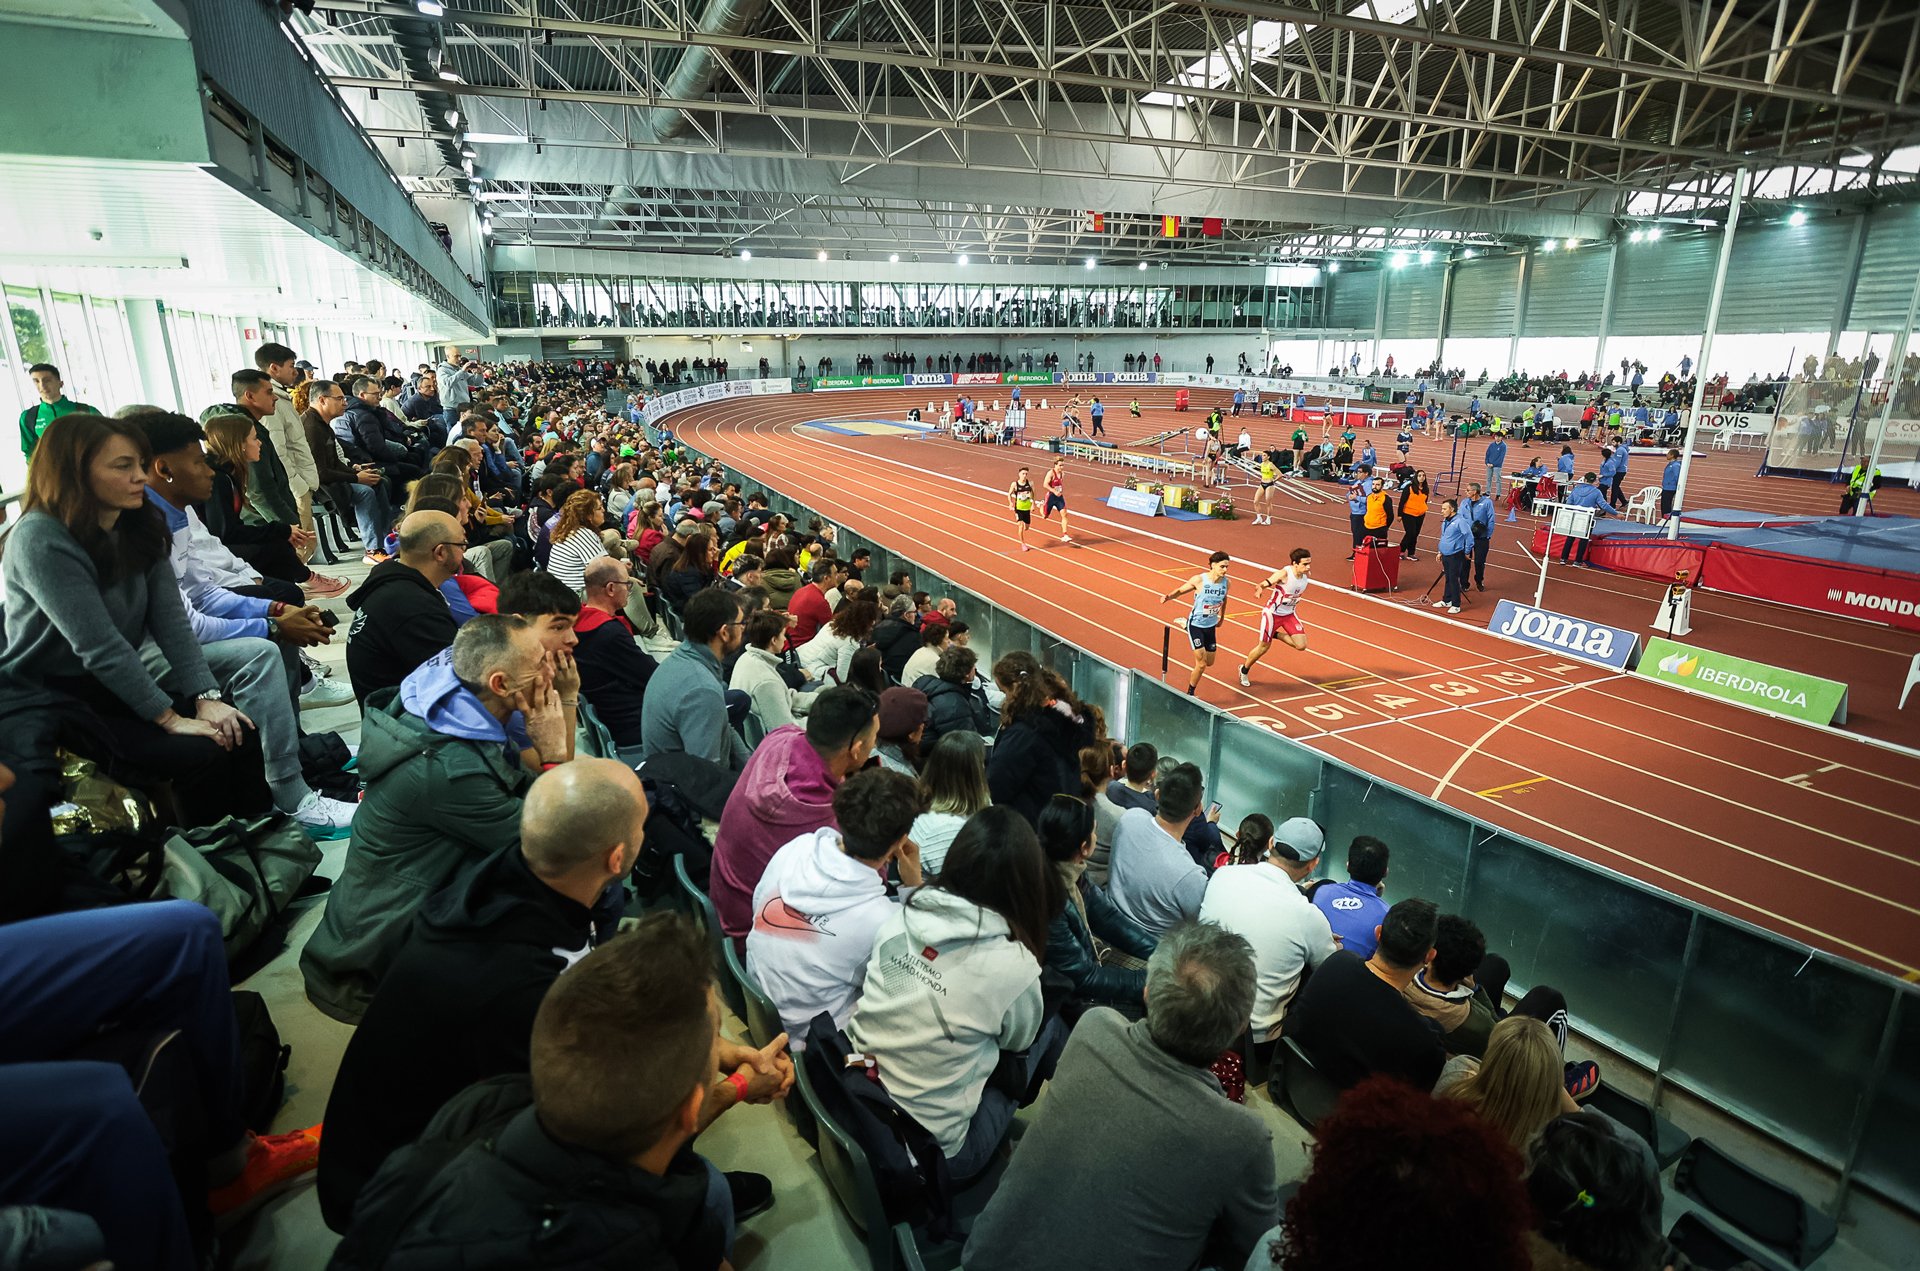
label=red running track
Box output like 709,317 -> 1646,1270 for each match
674,388 -> 1920,980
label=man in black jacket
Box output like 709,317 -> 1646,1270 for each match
322,763 -> 790,1245
344,511 -> 461,704
318,758 -> 641,1230
573,556 -> 657,761
339,376 -> 425,483
916,644 -> 996,744
869,593 -> 920,682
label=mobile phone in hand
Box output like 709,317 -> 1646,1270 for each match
1207,801 -> 1222,820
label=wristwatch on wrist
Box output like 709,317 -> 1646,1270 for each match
196,689 -> 224,702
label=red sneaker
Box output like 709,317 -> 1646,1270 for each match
208,1123 -> 323,1226
1563,1061 -> 1601,1101
302,573 -> 350,599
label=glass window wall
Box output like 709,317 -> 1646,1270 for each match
493,272 -> 1327,333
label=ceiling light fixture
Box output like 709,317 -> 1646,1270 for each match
435,54 -> 461,83
1541,239 -> 1557,252
444,109 -> 461,128
1648,227 -> 1662,240
739,249 -> 751,260
1328,261 -> 1340,273
1789,209 -> 1808,225
1138,261 -> 1148,270
415,0 -> 445,15
1390,251 -> 1409,268
817,250 -> 828,261
888,253 -> 899,263
1564,238 -> 1579,250
958,254 -> 969,266
1419,249 -> 1434,263
1085,257 -> 1097,268
1629,229 -> 1644,242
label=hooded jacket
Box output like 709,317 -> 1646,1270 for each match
986,702 -> 1094,825
329,1077 -> 722,1269
269,381 -> 320,495
745,827 -> 907,1044
317,844 -> 621,1234
299,653 -> 534,1025
730,644 -> 816,735
760,566 -> 803,612
572,604 -> 656,748
345,559 -> 457,704
846,889 -> 1045,1158
915,674 -> 996,745
710,724 -> 840,942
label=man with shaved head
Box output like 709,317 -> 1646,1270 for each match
344,509 -> 464,703
316,758 -> 645,1231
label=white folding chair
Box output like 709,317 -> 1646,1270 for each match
1624,485 -> 1662,523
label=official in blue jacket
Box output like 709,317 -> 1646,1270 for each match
1607,436 -> 1631,508
1466,484 -> 1496,590
1483,436 -> 1508,498
1345,466 -> 1375,557
1558,474 -> 1615,565
1434,499 -> 1473,613
1660,448 -> 1683,518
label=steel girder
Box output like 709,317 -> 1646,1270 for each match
296,0 -> 1920,259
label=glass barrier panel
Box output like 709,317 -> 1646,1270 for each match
1210,716 -> 1321,833
1318,765 -> 1469,908
1664,917 -> 1895,1160
1463,834 -> 1690,1063
989,605 -> 1040,672
1851,997 -> 1918,1213
1128,678 -> 1216,780
1073,654 -> 1123,726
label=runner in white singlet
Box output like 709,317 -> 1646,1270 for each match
1238,547 -> 1313,686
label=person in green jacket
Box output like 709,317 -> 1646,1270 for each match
19,363 -> 96,460
300,614 -> 576,1023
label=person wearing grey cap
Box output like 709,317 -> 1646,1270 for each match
1196,815 -> 1338,1045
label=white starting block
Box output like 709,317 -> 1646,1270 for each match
1901,651 -> 1920,710
1039,398 -> 1048,410
1652,579 -> 1694,637
992,399 -> 1000,410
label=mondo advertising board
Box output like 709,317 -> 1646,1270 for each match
1486,600 -> 1638,670
1636,637 -> 1848,726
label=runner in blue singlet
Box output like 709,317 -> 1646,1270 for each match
1162,550 -> 1232,696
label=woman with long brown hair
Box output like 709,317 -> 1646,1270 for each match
658,527 -> 719,615
847,805 -> 1068,1182
202,414 -> 342,595
985,649 -> 1095,824
796,590 -> 879,685
544,488 -> 607,592
0,413 -> 271,837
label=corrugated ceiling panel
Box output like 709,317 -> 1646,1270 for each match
1327,269 -> 1379,330
1615,232 -> 1717,335
1848,202 -> 1920,331
1381,266 -> 1444,337
1718,216 -> 1855,333
1446,254 -> 1521,337
1524,247 -> 1610,336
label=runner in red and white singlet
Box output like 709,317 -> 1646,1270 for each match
1238,547 -> 1312,686
1041,457 -> 1072,543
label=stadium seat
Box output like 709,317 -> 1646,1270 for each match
1272,1036 -> 1340,1131
1665,1211 -> 1787,1271
729,940 -> 819,1146
674,854 -> 748,1022
1671,1139 -> 1838,1268
1579,1083 -> 1691,1170
794,1052 -> 975,1267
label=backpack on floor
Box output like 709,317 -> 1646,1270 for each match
157,814 -> 322,963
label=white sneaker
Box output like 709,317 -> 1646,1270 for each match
1432,600 -> 1451,609
292,790 -> 357,839
1447,605 -> 1461,614
299,675 -> 357,711
1238,666 -> 1251,687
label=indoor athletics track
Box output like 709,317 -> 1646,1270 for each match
674,387 -> 1920,981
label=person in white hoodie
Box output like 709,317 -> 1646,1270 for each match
745,769 -> 926,1046
846,806 -> 1068,1182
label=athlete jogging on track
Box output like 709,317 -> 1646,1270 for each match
1163,550 -> 1231,696
1009,466 -> 1036,552
1062,395 -> 1083,436
1041,457 -> 1072,542
1238,548 -> 1312,686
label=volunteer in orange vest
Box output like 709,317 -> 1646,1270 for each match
1398,471 -> 1431,562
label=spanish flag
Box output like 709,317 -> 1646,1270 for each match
1161,215 -> 1181,238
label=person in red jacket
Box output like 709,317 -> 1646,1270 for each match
785,558 -> 845,646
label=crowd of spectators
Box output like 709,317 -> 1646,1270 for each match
0,349 -> 1734,1269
